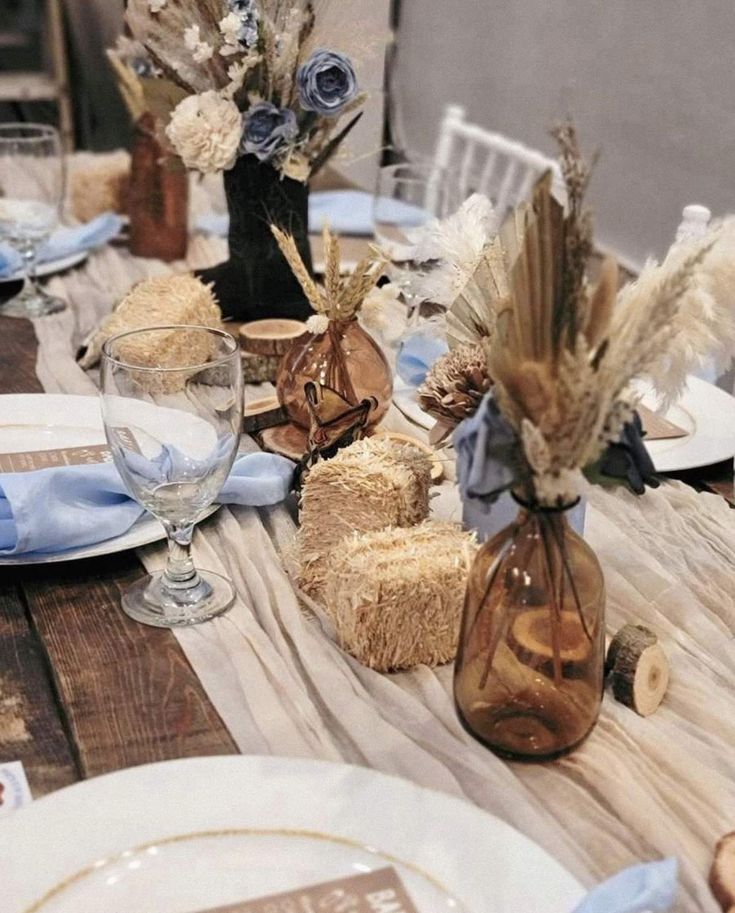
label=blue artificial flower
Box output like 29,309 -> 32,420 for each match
241,102 -> 298,162
297,49 -> 358,117
227,0 -> 259,49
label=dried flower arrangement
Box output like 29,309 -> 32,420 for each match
124,0 -> 367,180
272,224 -> 384,326
418,343 -> 491,444
448,123 -> 712,508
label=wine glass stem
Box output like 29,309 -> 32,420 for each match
19,242 -> 42,298
162,522 -> 200,592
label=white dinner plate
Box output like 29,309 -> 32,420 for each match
392,379 -> 433,431
394,375 -> 735,473
0,249 -> 88,284
637,375 -> 735,473
0,394 -> 214,565
0,755 -> 584,913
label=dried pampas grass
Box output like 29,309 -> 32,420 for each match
297,437 -> 432,598
325,521 -> 477,672
619,218 -> 735,409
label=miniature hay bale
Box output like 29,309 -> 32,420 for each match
325,521 -> 477,671
79,274 -> 222,370
298,438 -> 432,598
69,152 -> 130,222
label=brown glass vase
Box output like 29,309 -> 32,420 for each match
128,113 -> 188,262
277,317 -> 393,431
454,499 -> 605,761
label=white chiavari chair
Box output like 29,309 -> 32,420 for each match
428,104 -> 565,216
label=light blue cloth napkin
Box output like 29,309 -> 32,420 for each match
395,329 -> 449,387
0,213 -> 123,279
195,190 -> 428,239
571,858 -> 677,913
0,452 -> 294,556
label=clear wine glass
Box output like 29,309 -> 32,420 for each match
0,123 -> 66,317
100,326 -> 244,628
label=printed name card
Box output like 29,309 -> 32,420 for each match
0,762 -> 33,817
0,427 -> 140,473
197,867 -> 420,913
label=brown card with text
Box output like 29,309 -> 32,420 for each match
195,867 -> 420,913
0,427 -> 140,473
638,404 -> 688,441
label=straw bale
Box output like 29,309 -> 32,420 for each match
79,274 -> 222,371
325,521 -> 477,671
297,438 -> 432,598
69,152 -> 130,222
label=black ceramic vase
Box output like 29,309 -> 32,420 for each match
196,155 -> 313,321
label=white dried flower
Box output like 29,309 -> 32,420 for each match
166,91 -> 242,174
193,42 -> 214,63
281,152 -> 311,183
220,43 -> 240,58
148,0 -> 166,11
184,25 -> 201,50
219,12 -> 242,44
306,314 -> 330,335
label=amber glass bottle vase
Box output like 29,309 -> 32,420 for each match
454,498 -> 605,761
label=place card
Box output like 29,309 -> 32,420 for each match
638,405 -> 688,441
0,762 -> 32,817
0,427 -> 140,473
195,867 -> 420,913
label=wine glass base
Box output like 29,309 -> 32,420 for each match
0,287 -> 66,318
122,569 -> 236,628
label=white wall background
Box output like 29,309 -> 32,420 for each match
393,1 -> 735,268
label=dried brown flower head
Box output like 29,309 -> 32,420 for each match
418,344 -> 491,440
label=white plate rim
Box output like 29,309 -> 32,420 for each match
1,250 -> 88,284
393,375 -> 735,472
0,755 -> 585,913
0,393 -> 214,565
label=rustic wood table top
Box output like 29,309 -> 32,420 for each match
0,315 -> 237,798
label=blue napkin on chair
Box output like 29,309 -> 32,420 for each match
0,213 -> 123,279
0,451 -> 294,557
195,190 -> 427,239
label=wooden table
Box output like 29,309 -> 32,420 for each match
0,315 -> 237,798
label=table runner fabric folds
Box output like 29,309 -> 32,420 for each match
19,211 -> 735,913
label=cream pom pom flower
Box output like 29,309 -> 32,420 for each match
166,91 -> 242,174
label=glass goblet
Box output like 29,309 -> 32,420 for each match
100,326 -> 244,628
0,123 -> 66,317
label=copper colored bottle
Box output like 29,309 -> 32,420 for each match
454,500 -> 606,761
277,317 -> 393,431
128,113 -> 188,262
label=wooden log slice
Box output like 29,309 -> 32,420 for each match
710,831 -> 735,912
243,396 -> 289,434
258,421 -> 310,461
607,624 -> 669,716
239,319 -> 306,356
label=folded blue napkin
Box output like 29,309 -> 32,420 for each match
0,452 -> 294,556
395,329 -> 449,387
571,858 -> 677,913
0,213 -> 123,279
195,190 -> 428,239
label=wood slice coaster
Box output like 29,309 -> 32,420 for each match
242,395 -> 289,434
239,319 -> 306,357
258,421 -> 309,461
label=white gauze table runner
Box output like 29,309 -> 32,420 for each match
30,229 -> 735,912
